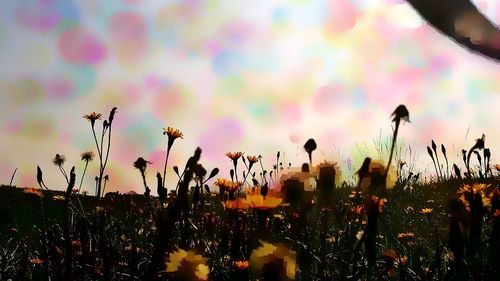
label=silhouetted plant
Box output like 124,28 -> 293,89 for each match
79,151 -> 94,193
303,138 -> 317,167
83,108 -> 117,199
386,105 -> 410,176
441,144 -> 449,178
53,154 -> 69,184
466,134 -> 485,177
37,165 -> 48,190
162,127 -> 184,190
226,152 -> 243,184
133,157 -> 152,197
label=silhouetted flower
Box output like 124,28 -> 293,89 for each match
133,157 -> 152,172
303,138 -> 317,166
83,112 -> 102,127
163,126 -> 184,140
162,126 -> 184,188
247,155 -> 258,165
52,154 -> 66,166
80,151 -> 95,162
226,152 -> 244,161
391,105 -> 410,124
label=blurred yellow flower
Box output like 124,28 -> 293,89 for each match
250,240 -> 296,280
420,208 -> 433,214
53,195 -> 65,201
457,183 -> 492,208
243,194 -> 282,210
165,248 -> 209,281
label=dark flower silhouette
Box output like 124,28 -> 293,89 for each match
386,105 -> 409,176
134,157 -> 152,196
78,151 -> 95,192
83,112 -> 102,127
303,138 -> 317,167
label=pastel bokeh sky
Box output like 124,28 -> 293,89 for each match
1,0 -> 499,194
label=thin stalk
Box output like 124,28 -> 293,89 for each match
385,120 -> 400,175
78,161 -> 89,193
9,168 -> 17,186
162,148 -> 171,190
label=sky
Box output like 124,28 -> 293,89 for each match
0,0 -> 499,194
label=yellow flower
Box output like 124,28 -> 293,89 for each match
163,127 -> 184,139
226,152 -> 243,161
53,195 -> 65,201
165,248 -> 209,281
250,240 -> 296,280
420,208 -> 433,214
214,178 -> 241,192
222,199 -> 248,210
457,183 -> 492,208
243,194 -> 283,210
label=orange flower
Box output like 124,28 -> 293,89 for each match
494,209 -> 500,217
214,178 -> 241,192
30,258 -> 44,265
83,112 -> 102,123
353,205 -> 363,215
246,155 -> 258,164
420,208 -> 433,214
495,164 -> 500,172
382,249 -> 398,260
234,260 -> 249,270
244,194 -> 282,210
397,232 -> 415,238
222,199 -> 248,210
24,187 -> 43,197
163,127 -> 184,139
226,152 -> 243,161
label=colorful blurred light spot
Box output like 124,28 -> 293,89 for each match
15,3 -> 60,32
58,28 -> 106,64
198,117 -> 245,161
8,78 -> 46,106
109,12 -> 148,63
326,0 -> 359,33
